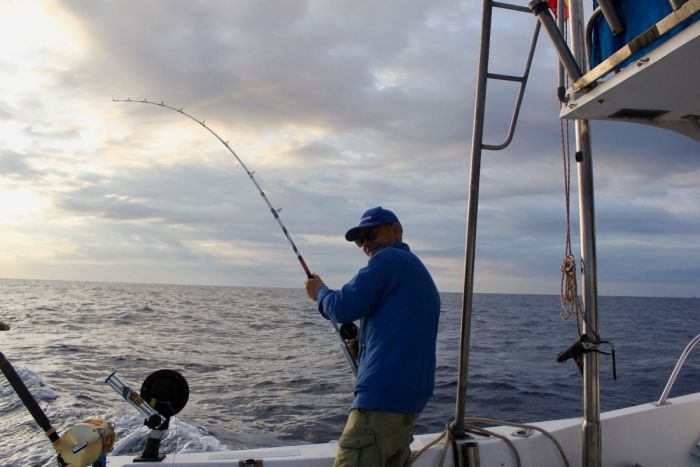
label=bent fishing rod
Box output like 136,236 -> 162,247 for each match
114,98 -> 358,375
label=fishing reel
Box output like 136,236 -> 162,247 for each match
556,333 -> 617,380
339,323 -> 359,362
56,417 -> 115,467
106,369 -> 189,462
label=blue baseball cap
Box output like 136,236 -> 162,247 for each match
345,206 -> 401,241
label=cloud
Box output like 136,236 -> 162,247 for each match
0,150 -> 44,179
0,101 -> 16,120
0,0 -> 696,297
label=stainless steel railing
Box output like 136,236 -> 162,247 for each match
656,334 -> 700,406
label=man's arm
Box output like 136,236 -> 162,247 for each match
315,253 -> 391,323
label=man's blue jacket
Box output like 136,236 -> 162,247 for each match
316,242 -> 441,413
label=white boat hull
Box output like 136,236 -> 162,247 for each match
107,391 -> 700,466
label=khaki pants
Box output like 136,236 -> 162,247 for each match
334,409 -> 419,467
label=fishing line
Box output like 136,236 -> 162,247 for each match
113,98 -> 311,276
114,98 -> 358,375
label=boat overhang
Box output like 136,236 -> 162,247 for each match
560,18 -> 700,142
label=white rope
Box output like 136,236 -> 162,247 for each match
465,423 -> 521,467
408,425 -> 452,467
409,417 -> 571,467
558,113 -> 600,341
465,416 -> 571,467
559,115 -> 582,324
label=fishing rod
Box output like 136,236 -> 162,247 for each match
114,98 -> 358,375
0,352 -> 115,466
0,352 -> 63,456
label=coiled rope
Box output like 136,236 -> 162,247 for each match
558,108 -> 600,341
559,116 -> 581,324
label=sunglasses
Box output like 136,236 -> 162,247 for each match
355,225 -> 384,245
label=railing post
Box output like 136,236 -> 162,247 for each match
568,1 -> 602,466
452,0 -> 493,437
657,334 -> 700,406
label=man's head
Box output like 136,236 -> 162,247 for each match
345,206 -> 403,257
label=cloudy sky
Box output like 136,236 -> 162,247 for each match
0,0 -> 697,297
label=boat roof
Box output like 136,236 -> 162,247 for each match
560,5 -> 700,142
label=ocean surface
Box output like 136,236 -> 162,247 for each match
0,279 -> 698,466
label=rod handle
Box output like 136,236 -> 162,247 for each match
0,352 -> 60,446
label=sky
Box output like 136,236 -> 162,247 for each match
0,0 -> 698,297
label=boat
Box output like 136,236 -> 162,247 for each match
2,1 -> 699,466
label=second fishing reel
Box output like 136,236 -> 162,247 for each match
106,369 -> 189,462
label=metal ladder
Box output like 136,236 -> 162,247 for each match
453,0 -> 541,436
478,2 -> 541,151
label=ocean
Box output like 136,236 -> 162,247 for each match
0,278 -> 698,466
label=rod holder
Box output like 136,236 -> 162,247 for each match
460,441 -> 480,467
133,423 -> 168,463
105,372 -> 166,429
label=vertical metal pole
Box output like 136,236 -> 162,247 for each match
576,118 -> 601,467
453,0 -> 492,437
556,0 -> 566,100
569,1 -> 601,466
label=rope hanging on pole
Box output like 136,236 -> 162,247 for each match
557,103 -> 615,378
113,98 -> 358,375
559,116 -> 581,323
558,104 -> 598,342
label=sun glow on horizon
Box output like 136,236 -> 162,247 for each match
0,184 -> 50,225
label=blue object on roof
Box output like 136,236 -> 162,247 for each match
590,0 -> 700,69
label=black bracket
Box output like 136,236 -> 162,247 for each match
557,333 -> 617,380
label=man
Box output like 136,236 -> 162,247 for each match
305,206 -> 441,467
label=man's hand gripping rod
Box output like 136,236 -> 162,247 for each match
114,98 -> 358,375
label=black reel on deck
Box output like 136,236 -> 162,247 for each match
140,369 -> 189,419
134,369 -> 189,463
